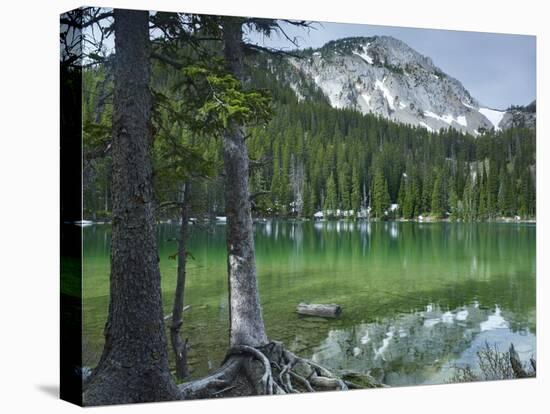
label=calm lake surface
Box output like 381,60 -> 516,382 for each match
83,221 -> 536,385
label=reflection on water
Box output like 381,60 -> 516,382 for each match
83,220 -> 536,384
310,302 -> 536,385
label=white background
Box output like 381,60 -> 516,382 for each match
0,0 -> 548,412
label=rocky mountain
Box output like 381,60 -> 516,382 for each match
278,36 -> 535,135
499,101 -> 536,129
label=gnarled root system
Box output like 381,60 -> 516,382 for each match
179,340 -> 383,399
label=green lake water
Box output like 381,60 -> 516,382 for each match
82,220 -> 536,386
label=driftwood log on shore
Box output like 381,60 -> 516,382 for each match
296,303 -> 342,318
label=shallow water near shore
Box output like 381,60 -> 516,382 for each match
82,220 -> 536,385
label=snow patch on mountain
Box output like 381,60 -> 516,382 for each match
479,107 -> 506,131
424,111 -> 468,128
375,78 -> 395,110
289,83 -> 305,102
424,111 -> 452,124
352,42 -> 373,64
418,121 -> 434,132
456,115 -> 467,127
462,100 -> 476,110
360,92 -> 371,107
313,75 -> 345,109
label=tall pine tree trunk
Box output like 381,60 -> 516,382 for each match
170,183 -> 190,379
222,17 -> 268,348
83,9 -> 179,405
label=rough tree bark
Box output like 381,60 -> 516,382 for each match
222,17 -> 269,348
170,182 -> 191,380
83,9 -> 179,405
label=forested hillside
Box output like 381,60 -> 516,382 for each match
83,52 -> 536,222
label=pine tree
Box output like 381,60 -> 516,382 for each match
497,167 -> 508,216
431,169 -> 446,218
351,165 -> 361,215
487,159 -> 499,218
478,166 -> 488,220
338,163 -> 351,211
309,182 -> 318,214
449,188 -> 459,221
527,169 -> 536,217
421,170 -> 433,214
324,172 -> 337,216
270,154 -> 283,214
411,173 -> 421,218
372,168 -> 391,218
402,182 -> 414,219
519,170 -> 534,218
397,174 -> 407,217
462,173 -> 476,221
471,173 -> 480,220
506,168 -> 518,216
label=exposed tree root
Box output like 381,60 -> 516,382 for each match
178,340 -> 383,399
179,357 -> 242,400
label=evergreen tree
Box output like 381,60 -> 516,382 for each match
528,169 -> 536,217
338,162 -> 351,211
506,168 -> 518,216
372,168 -> 391,218
421,170 -> 433,214
431,169 -> 446,218
471,173 -> 480,220
402,180 -> 415,219
449,187 -> 460,221
410,173 -> 421,218
397,174 -> 407,217
519,170 -> 535,218
351,165 -> 361,214
462,173 -> 476,221
478,165 -> 488,220
487,159 -> 499,218
324,172 -> 337,216
270,153 -> 283,213
309,183 -> 318,214
303,183 -> 315,218
497,167 -> 509,216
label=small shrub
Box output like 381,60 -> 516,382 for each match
448,342 -> 536,383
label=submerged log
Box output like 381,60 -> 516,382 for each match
296,303 -> 342,318
339,370 -> 387,388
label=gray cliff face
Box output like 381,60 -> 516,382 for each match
285,36 -> 534,135
499,101 -> 536,129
